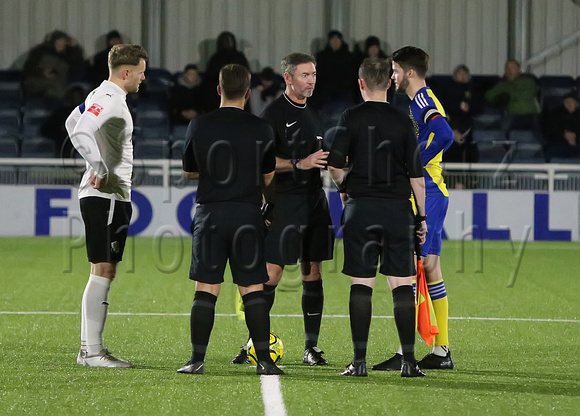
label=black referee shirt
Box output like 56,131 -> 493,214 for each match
327,101 -> 423,199
260,93 -> 323,194
183,107 -> 276,205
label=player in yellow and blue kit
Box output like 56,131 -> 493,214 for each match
372,46 -> 455,371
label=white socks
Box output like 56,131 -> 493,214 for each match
432,345 -> 449,357
396,345 -> 448,357
81,274 -> 112,356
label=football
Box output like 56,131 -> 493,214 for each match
247,333 -> 284,365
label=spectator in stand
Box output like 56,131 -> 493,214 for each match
23,30 -> 86,98
201,31 -> 250,111
312,30 -> 358,113
41,85 -> 86,158
92,30 -> 123,87
543,90 -> 580,161
356,36 -> 388,65
484,59 -> 541,139
250,67 -> 282,116
442,64 -> 479,165
171,64 -> 204,126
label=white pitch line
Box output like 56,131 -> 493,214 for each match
260,375 -> 287,416
0,311 -> 578,323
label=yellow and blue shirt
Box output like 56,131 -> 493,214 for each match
409,86 -> 454,196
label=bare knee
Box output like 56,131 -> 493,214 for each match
267,263 -> 284,285
422,255 -> 443,282
302,262 -> 321,281
90,262 -> 118,280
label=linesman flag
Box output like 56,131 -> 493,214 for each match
415,232 -> 439,345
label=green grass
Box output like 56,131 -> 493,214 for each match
0,237 -> 579,415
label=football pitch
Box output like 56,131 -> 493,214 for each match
1,237 -> 579,415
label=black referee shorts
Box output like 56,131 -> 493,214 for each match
189,202 -> 269,286
342,197 -> 415,278
265,189 -> 335,266
80,196 -> 132,264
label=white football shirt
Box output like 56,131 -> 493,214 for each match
66,81 -> 133,202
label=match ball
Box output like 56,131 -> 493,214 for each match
247,333 -> 284,365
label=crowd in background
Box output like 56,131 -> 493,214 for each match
0,29 -> 579,166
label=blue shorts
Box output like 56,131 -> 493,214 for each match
422,194 -> 449,256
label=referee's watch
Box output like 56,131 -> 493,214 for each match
290,158 -> 301,169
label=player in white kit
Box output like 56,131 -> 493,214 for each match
65,44 -> 148,367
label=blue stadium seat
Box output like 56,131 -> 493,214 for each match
171,124 -> 189,141
134,107 -> 171,142
0,81 -> 23,109
548,155 -> 580,164
0,137 -> 20,157
143,68 -> 173,100
473,129 -> 512,163
20,137 -> 56,157
134,140 -> 170,159
0,69 -> 22,82
476,141 -> 511,163
472,107 -> 504,129
22,104 -> 53,139
0,107 -> 21,140
169,139 -> 185,160
508,129 -> 539,144
472,129 -> 507,143
510,142 -> 546,163
539,75 -> 575,112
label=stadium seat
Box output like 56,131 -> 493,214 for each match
0,69 -> 22,82
539,75 -> 575,112
21,98 -> 58,139
548,155 -> 580,164
20,137 -> 56,157
475,141 -> 511,163
472,129 -> 507,144
508,129 -> 540,144
171,124 -> 189,141
510,142 -> 546,163
143,68 -> 173,100
134,140 -> 170,159
134,107 -> 171,142
472,107 -> 504,129
473,129 -> 513,163
169,139 -> 185,160
0,107 -> 21,140
0,137 -> 19,157
0,81 -> 23,109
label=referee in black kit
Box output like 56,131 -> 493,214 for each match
231,53 -> 335,367
177,64 -> 283,375
327,58 -> 427,377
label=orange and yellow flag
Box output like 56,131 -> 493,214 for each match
415,259 -> 439,345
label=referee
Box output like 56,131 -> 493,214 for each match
231,53 -> 335,367
66,44 -> 148,368
177,64 -> 282,375
328,58 -> 427,377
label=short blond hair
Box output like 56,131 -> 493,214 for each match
108,44 -> 148,70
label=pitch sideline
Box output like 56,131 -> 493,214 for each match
0,311 -> 578,323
